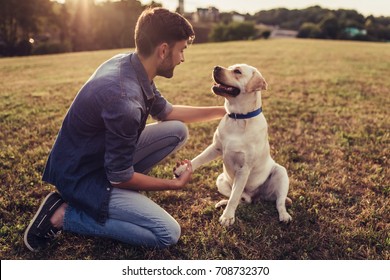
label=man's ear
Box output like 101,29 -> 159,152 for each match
246,71 -> 268,92
157,43 -> 169,60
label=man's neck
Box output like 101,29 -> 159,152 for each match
136,51 -> 156,82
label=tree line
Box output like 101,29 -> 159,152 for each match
250,6 -> 390,41
1,0 -> 389,57
0,0 -> 154,56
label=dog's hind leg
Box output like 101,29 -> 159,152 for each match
215,173 -> 231,208
215,172 -> 250,209
269,164 -> 292,223
215,199 -> 228,208
215,195 -> 251,209
216,173 -> 231,197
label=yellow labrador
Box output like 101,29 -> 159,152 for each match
175,64 -> 292,226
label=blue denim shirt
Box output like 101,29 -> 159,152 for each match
42,53 -> 173,223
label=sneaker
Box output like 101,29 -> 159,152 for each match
24,192 -> 64,252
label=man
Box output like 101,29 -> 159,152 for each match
24,7 -> 225,251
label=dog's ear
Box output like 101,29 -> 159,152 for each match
246,71 -> 268,92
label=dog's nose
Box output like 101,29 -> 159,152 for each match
214,66 -> 221,73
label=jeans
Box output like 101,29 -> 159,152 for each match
63,120 -> 189,248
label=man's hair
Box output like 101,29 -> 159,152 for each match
135,7 -> 195,57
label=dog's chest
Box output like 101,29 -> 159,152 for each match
217,117 -> 268,155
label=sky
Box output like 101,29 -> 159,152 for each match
136,0 -> 390,17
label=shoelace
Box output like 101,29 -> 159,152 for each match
44,229 -> 62,239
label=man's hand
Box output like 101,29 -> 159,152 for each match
111,160 -> 192,191
172,159 -> 193,188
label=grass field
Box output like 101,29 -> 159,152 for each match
0,39 -> 389,260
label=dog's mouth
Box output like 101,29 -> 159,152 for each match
212,76 -> 240,97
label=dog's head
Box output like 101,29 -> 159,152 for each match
212,64 -> 267,98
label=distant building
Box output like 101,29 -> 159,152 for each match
271,28 -> 298,38
255,24 -> 298,39
232,14 -> 245,22
192,7 -> 219,23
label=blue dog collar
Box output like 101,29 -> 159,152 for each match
228,107 -> 262,120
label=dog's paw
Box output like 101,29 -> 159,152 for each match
215,199 -> 228,208
219,211 -> 235,227
173,163 -> 187,178
279,212 -> 292,223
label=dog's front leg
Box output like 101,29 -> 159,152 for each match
219,168 -> 250,227
191,144 -> 221,170
174,144 -> 221,177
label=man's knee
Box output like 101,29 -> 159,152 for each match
158,220 -> 181,248
170,120 -> 189,144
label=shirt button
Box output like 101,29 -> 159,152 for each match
107,187 -> 110,191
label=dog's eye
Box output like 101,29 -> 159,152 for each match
234,69 -> 242,75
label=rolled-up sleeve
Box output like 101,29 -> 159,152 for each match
150,85 -> 173,121
102,96 -> 141,183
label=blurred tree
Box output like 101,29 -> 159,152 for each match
93,0 -> 143,50
57,3 -> 71,44
336,9 -> 365,29
0,0 -> 54,56
318,13 -> 340,39
298,22 -> 322,38
209,22 -> 257,42
70,0 -> 94,51
251,5 -> 390,42
365,16 -> 390,41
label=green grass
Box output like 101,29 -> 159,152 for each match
0,39 -> 389,260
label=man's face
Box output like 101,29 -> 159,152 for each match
156,40 -> 188,78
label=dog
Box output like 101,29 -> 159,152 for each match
175,64 -> 292,226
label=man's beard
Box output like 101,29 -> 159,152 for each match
156,51 -> 175,78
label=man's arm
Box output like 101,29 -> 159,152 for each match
112,106 -> 225,191
164,105 -> 226,123
112,160 -> 193,191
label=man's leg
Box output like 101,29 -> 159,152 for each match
63,187 -> 181,248
133,120 -> 188,173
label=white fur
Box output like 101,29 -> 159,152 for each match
173,163 -> 187,178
